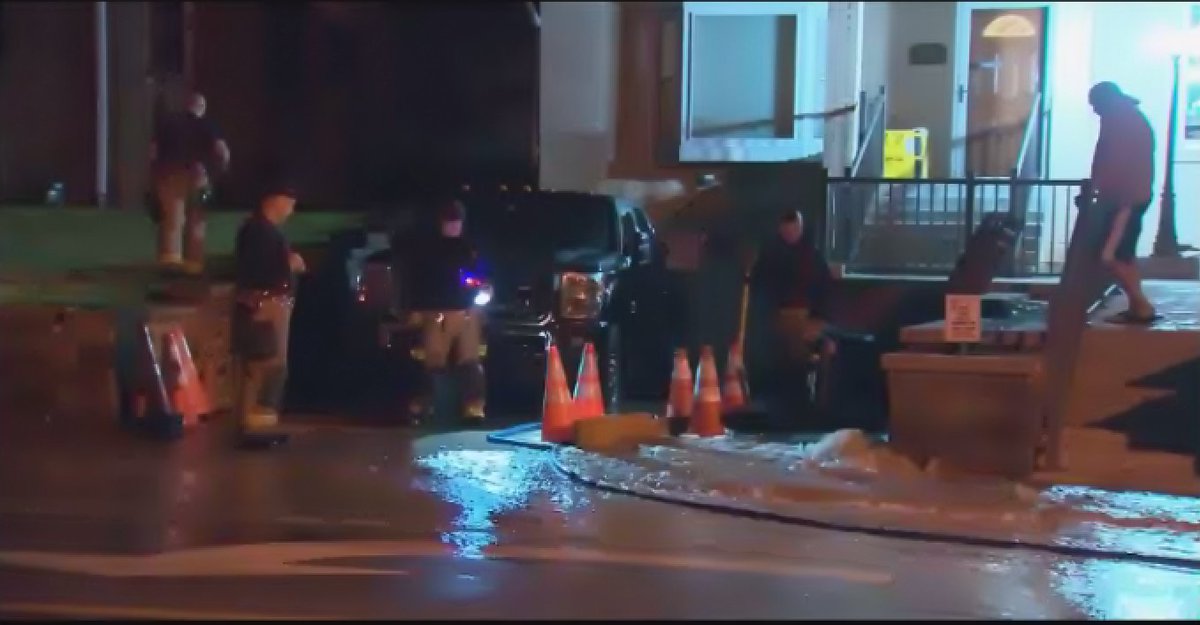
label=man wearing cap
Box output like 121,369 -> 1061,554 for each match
750,209 -> 837,415
150,92 -> 231,275
1087,81 -> 1158,324
230,181 -> 305,447
401,198 -> 488,425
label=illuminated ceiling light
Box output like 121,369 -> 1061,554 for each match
982,14 -> 1036,39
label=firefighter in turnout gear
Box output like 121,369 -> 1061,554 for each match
402,199 -> 489,424
230,180 -> 305,448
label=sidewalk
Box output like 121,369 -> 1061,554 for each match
1032,427 -> 1199,497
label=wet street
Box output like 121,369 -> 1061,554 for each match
1,414 -> 1199,620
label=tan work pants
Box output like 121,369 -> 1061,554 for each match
232,297 -> 294,433
156,165 -> 208,267
412,309 -> 486,417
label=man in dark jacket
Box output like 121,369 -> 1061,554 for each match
401,199 -> 489,424
1087,81 -> 1157,324
750,209 -> 837,406
230,180 -> 305,448
150,92 -> 231,275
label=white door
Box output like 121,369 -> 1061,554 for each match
951,2 -> 1052,177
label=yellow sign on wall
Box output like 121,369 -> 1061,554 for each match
883,128 -> 930,179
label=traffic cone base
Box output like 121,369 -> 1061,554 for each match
127,323 -> 185,441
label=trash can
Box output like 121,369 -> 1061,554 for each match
881,352 -> 1044,479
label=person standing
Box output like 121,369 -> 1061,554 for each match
750,209 -> 837,420
1087,81 -> 1158,324
401,199 -> 489,425
150,92 -> 231,275
230,181 -> 306,448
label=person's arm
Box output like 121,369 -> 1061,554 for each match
206,119 -> 230,172
213,139 -> 231,173
1089,119 -> 1113,204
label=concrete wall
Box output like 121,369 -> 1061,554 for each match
539,2 -> 619,193
860,1 -> 891,97
885,2 -> 957,177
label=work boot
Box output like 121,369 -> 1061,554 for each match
406,399 -> 431,427
181,260 -> 206,278
158,255 -> 185,276
457,362 -> 487,427
461,400 -> 487,428
236,410 -> 290,450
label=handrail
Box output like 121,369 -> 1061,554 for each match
1012,91 -> 1043,178
850,87 -> 886,177
689,102 -> 858,139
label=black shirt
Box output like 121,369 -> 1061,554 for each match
750,237 -> 833,319
154,112 -> 222,168
234,215 -> 292,292
402,234 -> 481,311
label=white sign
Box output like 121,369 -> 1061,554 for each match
944,294 -> 982,343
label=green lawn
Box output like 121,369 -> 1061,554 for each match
0,206 -> 363,307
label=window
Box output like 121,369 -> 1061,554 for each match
677,2 -> 828,163
1185,3 -> 1200,142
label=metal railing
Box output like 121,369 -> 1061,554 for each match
826,176 -> 1088,276
825,88 -> 1082,278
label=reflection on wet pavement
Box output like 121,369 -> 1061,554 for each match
553,435 -> 1200,565
1,418 -> 1199,619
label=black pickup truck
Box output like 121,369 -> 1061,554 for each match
346,189 -> 679,414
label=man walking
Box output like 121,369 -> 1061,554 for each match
150,92 -> 231,275
1087,81 -> 1158,324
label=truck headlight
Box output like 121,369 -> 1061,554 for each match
558,272 -> 606,320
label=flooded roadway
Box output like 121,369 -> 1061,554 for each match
0,416 -> 1197,620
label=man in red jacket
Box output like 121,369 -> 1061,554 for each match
1088,81 -> 1158,324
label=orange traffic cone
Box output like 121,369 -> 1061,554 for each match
542,344 -> 576,443
690,346 -> 724,437
722,340 -> 748,412
665,348 -> 693,427
128,323 -> 184,440
573,342 -> 605,421
161,327 -> 209,429
168,326 -> 213,419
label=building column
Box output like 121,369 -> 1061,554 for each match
610,2 -> 662,179
538,2 -> 619,192
824,1 -> 863,175
108,1 -> 153,211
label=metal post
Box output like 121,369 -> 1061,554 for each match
1152,54 -> 1180,258
963,171 -> 976,245
95,1 -> 109,208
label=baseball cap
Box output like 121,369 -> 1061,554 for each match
260,175 -> 299,202
1089,81 -> 1139,107
439,199 -> 466,222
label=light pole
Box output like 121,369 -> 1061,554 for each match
1152,53 -> 1181,258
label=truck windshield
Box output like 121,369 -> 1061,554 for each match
466,195 -> 617,257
